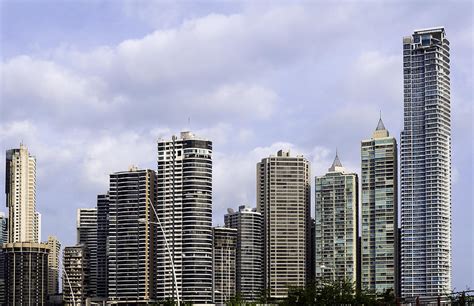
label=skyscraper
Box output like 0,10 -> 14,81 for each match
96,193 -> 109,298
5,144 -> 39,243
361,119 -> 398,294
315,153 -> 358,285
46,235 -> 61,296
156,131 -> 213,304
213,227 -> 237,304
257,150 -> 310,298
107,167 -> 156,302
224,205 -> 263,301
77,208 -> 98,297
401,27 -> 451,297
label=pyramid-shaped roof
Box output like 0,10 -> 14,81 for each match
328,151 -> 343,172
376,117 -> 386,131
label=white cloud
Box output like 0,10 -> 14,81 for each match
1,56 -> 119,113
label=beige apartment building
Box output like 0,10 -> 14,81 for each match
46,235 -> 61,296
5,144 -> 40,243
257,150 -> 310,299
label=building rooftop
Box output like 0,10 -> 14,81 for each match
376,117 -> 386,131
328,151 -> 344,172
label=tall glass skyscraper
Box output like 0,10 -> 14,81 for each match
400,27 -> 451,298
315,154 -> 358,285
361,119 -> 398,294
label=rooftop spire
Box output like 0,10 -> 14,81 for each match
328,150 -> 343,172
373,113 -> 390,138
376,111 -> 386,131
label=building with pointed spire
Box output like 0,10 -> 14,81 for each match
257,150 -> 310,298
361,118 -> 398,294
401,27 -> 451,298
315,153 -> 358,285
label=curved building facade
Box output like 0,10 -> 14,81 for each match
156,131 -> 213,304
224,205 -> 263,302
3,242 -> 49,305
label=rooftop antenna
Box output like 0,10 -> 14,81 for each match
187,116 -> 191,131
379,109 -> 382,120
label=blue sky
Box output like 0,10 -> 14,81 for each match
1,0 -> 472,289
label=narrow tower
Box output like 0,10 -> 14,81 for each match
107,167 -> 156,302
400,27 -> 451,298
361,118 -> 398,294
315,153 -> 358,285
5,144 -> 39,243
77,208 -> 98,297
224,205 -> 264,301
156,132 -> 213,304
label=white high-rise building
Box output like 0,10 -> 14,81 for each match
5,144 -> 39,243
156,131 -> 213,304
401,27 -> 451,298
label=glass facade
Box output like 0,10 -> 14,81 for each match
400,27 -> 451,298
361,121 -> 398,294
315,157 -> 358,285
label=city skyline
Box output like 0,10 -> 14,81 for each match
0,1 -> 472,291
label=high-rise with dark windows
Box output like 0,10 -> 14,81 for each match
96,193 -> 109,298
400,27 -> 451,298
107,167 -> 156,303
77,208 -> 97,297
156,131 -> 213,304
212,227 -> 237,304
224,205 -> 263,301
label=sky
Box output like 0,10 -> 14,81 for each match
0,0 -> 472,290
